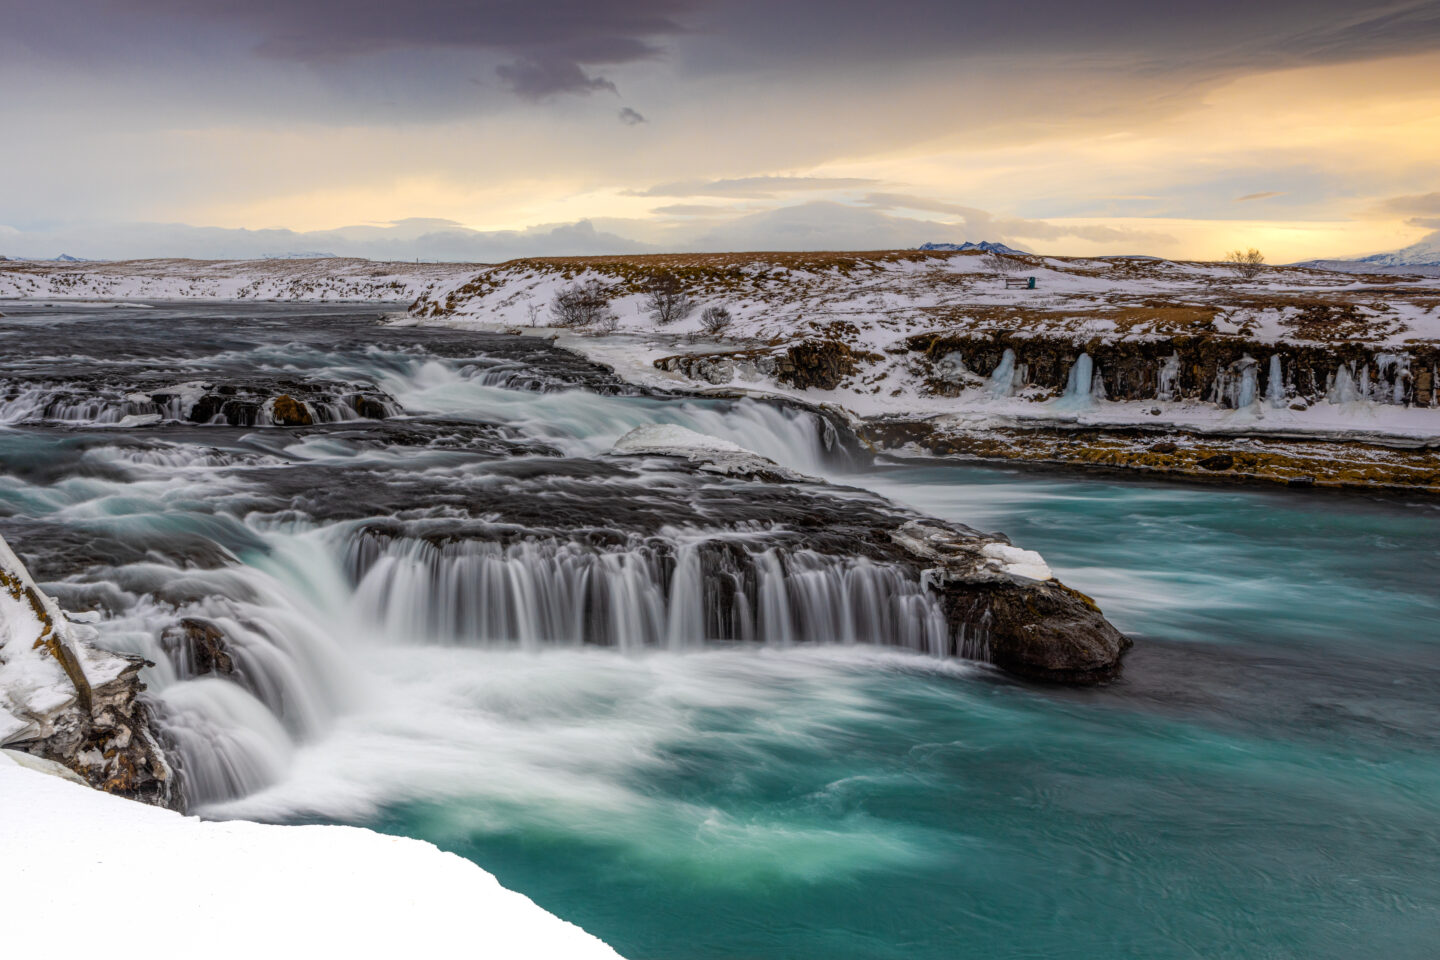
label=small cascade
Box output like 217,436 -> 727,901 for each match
1219,354 -> 1260,410
1374,353 -> 1411,404
0,380 -> 169,425
1156,353 -> 1181,401
343,529 -> 953,656
985,349 -> 1019,398
1327,362 -> 1361,404
1058,354 -> 1102,407
0,378 -> 402,427
1266,354 -> 1286,408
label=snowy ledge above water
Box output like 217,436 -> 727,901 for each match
0,751 -> 623,959
612,423 -> 808,482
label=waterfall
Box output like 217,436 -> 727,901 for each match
1230,355 -> 1259,409
1375,353 -> 1410,405
106,525 -> 966,808
1156,353 -> 1181,402
985,349 -> 1019,398
344,530 -> 953,656
1266,355 -> 1285,408
1327,362 -> 1361,404
1058,354 -> 1102,407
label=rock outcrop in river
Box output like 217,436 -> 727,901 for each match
0,535 -> 176,807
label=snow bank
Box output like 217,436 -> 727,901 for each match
0,751 -> 624,959
981,543 -> 1053,581
613,423 -> 748,456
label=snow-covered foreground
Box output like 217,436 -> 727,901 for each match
0,750 -> 623,959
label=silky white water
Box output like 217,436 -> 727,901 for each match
3,304 -> 1438,960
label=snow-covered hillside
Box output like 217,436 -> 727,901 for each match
403,249 -> 1440,489
0,751 -> 623,959
1296,231 -> 1440,275
0,257 -> 482,302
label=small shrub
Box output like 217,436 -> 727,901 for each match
550,280 -> 613,327
1224,248 -> 1266,281
645,271 -> 695,326
699,305 -> 733,336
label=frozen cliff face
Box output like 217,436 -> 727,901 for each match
0,534 -> 175,806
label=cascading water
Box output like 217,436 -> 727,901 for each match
344,529 -> 952,656
984,349 -> 1018,398
1218,354 -> 1260,410
1374,353 -> 1410,404
0,304 -> 950,809
1156,353 -> 1181,401
1266,354 -> 1285,407
6,304 -> 1440,960
1328,361 -> 1361,404
1057,353 -> 1104,407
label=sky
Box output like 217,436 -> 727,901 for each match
2,0 -> 1439,262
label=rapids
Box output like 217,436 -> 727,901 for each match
2,303 -> 1437,959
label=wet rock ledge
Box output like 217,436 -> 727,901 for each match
612,427 -> 1131,683
0,534 -> 176,808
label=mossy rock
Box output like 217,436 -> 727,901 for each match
271,394 -> 313,426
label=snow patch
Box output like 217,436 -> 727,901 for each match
612,424 -> 805,481
981,543 -> 1053,581
0,752 -> 624,958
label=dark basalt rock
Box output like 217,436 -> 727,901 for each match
1196,453 -> 1235,471
161,617 -> 236,677
892,520 -> 1130,683
184,379 -> 401,426
903,330 -> 1440,408
777,339 -> 860,391
271,394 -> 314,427
352,394 -> 389,420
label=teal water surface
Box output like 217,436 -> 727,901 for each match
4,304 -> 1436,959
368,466 -> 1440,960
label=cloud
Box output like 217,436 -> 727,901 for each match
9,1 -> 687,101
650,204 -> 738,216
496,59 -> 618,99
618,107 -> 648,125
0,218 -> 652,263
858,193 -> 1175,245
630,176 -> 880,199
1235,191 -> 1285,202
1378,192 -> 1440,216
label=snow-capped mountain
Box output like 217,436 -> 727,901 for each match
1296,231 -> 1440,275
1352,232 -> 1440,267
919,241 -> 1027,255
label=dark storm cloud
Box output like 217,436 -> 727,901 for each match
496,59 -> 618,99
11,1 -> 1440,103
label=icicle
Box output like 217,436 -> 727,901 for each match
985,349 -> 1018,398
1266,354 -> 1285,408
1156,353 -> 1181,401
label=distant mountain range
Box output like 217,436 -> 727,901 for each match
0,253 -> 93,262
1296,232 -> 1440,276
918,241 -> 1026,255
